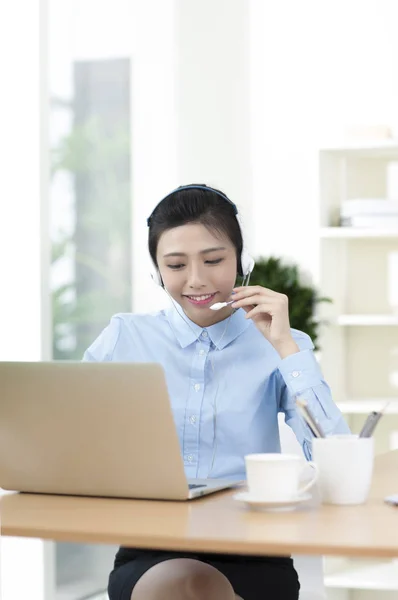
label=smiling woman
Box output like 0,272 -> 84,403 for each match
147,184 -> 254,327
84,184 -> 349,600
157,223 -> 237,327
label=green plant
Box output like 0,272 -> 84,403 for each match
248,256 -> 331,350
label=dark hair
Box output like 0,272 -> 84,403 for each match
148,185 -> 244,274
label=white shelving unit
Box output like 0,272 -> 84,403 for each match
338,398 -> 398,414
325,559 -> 398,592
321,227 -> 398,239
336,314 -> 398,326
317,142 -> 398,600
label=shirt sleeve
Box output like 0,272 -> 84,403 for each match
82,316 -> 122,362
277,330 -> 351,460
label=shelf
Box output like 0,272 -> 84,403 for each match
337,399 -> 398,414
337,314 -> 398,326
321,140 -> 398,157
325,559 -> 398,591
320,227 -> 398,239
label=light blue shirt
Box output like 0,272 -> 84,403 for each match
83,305 -> 350,480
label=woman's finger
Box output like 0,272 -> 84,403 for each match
244,303 -> 275,318
244,305 -> 266,319
231,294 -> 268,308
232,285 -> 277,299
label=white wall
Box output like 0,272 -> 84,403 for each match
130,0 -> 178,313
0,4 -> 56,598
0,2 -> 56,598
175,0 -> 252,229
0,0 -> 50,361
250,0 -> 398,282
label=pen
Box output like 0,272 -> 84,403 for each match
359,401 -> 391,438
295,397 -> 326,438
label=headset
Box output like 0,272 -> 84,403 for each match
147,184 -> 255,287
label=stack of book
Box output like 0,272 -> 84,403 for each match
340,199 -> 398,228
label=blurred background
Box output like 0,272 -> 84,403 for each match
2,0 -> 398,598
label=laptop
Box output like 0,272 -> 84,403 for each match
0,362 -> 239,500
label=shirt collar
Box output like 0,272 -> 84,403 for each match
166,302 -> 251,349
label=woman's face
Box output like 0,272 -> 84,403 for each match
156,222 -> 238,327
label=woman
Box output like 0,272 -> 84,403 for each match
84,184 -> 350,600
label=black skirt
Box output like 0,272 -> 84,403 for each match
108,547 -> 300,600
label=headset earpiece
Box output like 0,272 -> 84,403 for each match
240,248 -> 255,277
150,268 -> 163,287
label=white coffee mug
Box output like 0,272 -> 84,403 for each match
312,434 -> 374,505
244,453 -> 318,502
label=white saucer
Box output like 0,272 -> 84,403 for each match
233,491 -> 312,512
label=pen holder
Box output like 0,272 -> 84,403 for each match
312,435 -> 374,505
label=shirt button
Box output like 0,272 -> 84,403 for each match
201,331 -> 208,339
189,415 -> 197,424
292,371 -> 301,378
186,455 -> 193,462
194,383 -> 201,392
199,349 -> 206,356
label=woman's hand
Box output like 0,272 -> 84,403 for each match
231,286 -> 299,358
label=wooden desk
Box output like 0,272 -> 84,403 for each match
1,451 -> 397,559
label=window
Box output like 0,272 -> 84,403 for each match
49,2 -> 132,360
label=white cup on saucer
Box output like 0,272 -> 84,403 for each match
244,453 -> 318,502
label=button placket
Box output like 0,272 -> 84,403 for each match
182,337 -> 209,470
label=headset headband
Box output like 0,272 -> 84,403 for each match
146,184 -> 238,227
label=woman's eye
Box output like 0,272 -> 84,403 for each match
167,264 -> 185,270
206,258 -> 223,265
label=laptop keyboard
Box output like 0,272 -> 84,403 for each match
188,484 -> 206,490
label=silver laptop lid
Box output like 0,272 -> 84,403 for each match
0,362 -> 191,500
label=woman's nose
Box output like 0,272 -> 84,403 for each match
187,264 -> 206,288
